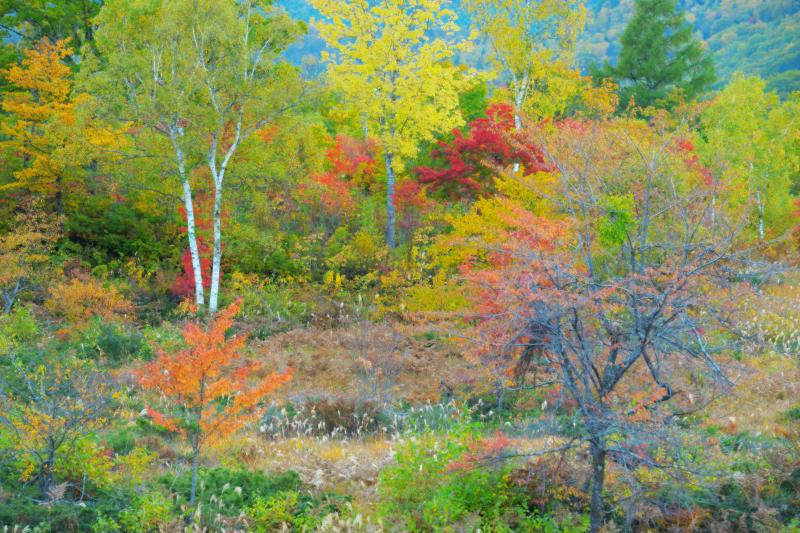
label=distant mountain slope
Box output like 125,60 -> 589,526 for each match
580,0 -> 800,94
277,0 -> 800,94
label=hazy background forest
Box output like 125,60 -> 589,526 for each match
0,0 -> 798,532
278,0 -> 800,94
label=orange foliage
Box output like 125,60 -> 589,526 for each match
301,135 -> 378,217
138,300 -> 291,445
45,277 -> 133,323
447,431 -> 513,472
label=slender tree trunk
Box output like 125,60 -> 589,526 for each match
190,382 -> 206,509
40,447 -> 56,497
2,279 -> 21,313
513,81 -> 526,173
711,194 -> 716,228
208,181 -> 223,314
171,132 -> 205,308
55,177 -> 63,215
756,189 -> 764,240
496,378 -> 505,414
513,110 -> 523,132
182,178 -> 205,308
384,151 -> 396,250
190,438 -> 200,507
589,439 -> 607,533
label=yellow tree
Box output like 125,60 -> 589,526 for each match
1,38 -> 74,211
0,356 -> 114,497
698,74 -> 799,241
0,199 -> 60,313
465,0 -> 586,131
310,0 -> 474,249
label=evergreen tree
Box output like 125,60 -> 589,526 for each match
596,0 -> 715,109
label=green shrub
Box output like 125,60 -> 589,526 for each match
377,423 -> 588,531
244,490 -> 325,532
91,513 -> 122,533
782,405 -> 800,421
164,467 -> 302,517
66,196 -> 178,268
74,318 -> 150,366
0,492 -> 132,533
239,282 -> 312,337
0,305 -> 39,352
119,490 -> 175,533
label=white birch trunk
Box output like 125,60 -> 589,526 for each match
756,189 -> 764,240
171,131 -> 205,308
208,179 -> 223,314
207,117 -> 242,314
512,74 -> 527,174
385,151 -> 396,250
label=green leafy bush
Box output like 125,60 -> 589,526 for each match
164,467 -> 302,517
377,423 -> 588,531
118,490 -> 176,533
245,490 -> 324,532
0,305 -> 39,352
73,318 -> 151,366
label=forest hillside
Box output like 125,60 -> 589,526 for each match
0,0 -> 798,532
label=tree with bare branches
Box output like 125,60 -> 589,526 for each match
459,112 -> 763,531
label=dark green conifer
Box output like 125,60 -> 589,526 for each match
596,0 -> 716,109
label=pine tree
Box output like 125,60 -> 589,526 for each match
597,0 -> 715,109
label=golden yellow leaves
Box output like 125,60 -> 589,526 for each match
45,277 -> 133,323
311,0 -> 475,165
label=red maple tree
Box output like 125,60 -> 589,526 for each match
416,104 -> 552,199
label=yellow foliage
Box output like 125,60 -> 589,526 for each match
521,57 -> 619,120
311,0 -> 475,168
1,38 -> 74,196
402,279 -> 470,313
431,191 -> 559,273
327,230 -> 387,282
466,0 -> 587,122
45,277 -> 133,323
0,200 -> 60,299
1,38 -> 129,201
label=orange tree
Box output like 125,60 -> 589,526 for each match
457,114 -> 762,532
138,300 -> 291,506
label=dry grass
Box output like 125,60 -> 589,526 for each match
708,352 -> 800,436
248,321 -> 483,403
207,432 -> 394,513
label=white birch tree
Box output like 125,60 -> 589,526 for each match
88,0 -> 303,312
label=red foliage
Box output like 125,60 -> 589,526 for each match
394,177 -> 435,233
447,431 -> 513,472
416,104 -> 552,199
302,135 -> 378,217
675,137 -> 714,186
554,118 -> 589,135
309,172 -> 357,214
171,189 -> 216,299
459,211 -> 570,377
326,134 -> 378,178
